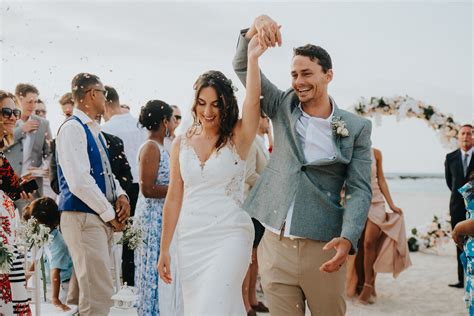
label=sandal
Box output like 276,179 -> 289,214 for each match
357,284 -> 375,305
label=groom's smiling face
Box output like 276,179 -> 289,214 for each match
291,55 -> 333,104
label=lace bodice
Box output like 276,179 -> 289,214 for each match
179,136 -> 245,207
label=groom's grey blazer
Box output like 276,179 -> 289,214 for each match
233,32 -> 372,251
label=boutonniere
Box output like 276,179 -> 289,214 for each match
332,117 -> 349,137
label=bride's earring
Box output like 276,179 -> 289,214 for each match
165,127 -> 170,137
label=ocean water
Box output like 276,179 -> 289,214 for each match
385,178 -> 451,234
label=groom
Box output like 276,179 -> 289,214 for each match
233,15 -> 372,315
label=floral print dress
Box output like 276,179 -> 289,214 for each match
459,180 -> 474,315
134,141 -> 170,316
0,152 -> 31,315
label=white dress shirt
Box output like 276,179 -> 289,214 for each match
266,103 -> 336,238
57,109 -> 125,223
102,113 -> 148,184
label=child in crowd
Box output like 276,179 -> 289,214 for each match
23,197 -> 73,312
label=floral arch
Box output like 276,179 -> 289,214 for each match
352,96 -> 461,148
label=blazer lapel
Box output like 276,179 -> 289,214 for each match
330,103 -> 343,162
289,103 -> 306,163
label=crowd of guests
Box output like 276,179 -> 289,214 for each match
0,13 -> 471,316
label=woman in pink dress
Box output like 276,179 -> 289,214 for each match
347,148 -> 411,304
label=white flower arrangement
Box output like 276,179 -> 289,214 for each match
331,116 -> 349,137
17,217 -> 51,250
408,215 -> 451,252
118,218 -> 144,250
352,96 -> 461,148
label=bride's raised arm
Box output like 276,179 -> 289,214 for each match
235,35 -> 268,157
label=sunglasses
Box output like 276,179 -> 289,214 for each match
1,107 -> 21,119
174,115 -> 182,120
35,109 -> 47,115
85,88 -> 108,98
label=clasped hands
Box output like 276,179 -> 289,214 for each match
247,15 -> 282,49
110,194 -> 130,232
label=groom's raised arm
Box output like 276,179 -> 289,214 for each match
232,17 -> 285,119
341,119 -> 373,252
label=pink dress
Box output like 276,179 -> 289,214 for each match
367,149 -> 412,278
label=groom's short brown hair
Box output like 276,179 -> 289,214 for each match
294,44 -> 332,73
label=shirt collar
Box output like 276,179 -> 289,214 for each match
297,98 -> 334,122
461,147 -> 474,156
73,109 -> 98,127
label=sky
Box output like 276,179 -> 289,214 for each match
0,0 -> 472,173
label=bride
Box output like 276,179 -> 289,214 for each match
157,36 -> 266,315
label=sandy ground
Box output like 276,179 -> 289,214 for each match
346,248 -> 466,316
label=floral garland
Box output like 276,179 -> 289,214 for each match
352,96 -> 461,148
408,215 -> 451,252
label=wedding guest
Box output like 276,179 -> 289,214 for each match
455,170 -> 474,315
158,39 -> 263,313
49,92 -> 75,193
163,105 -> 181,153
59,92 -> 74,119
35,99 -> 47,118
23,197 -> 73,312
0,90 -> 33,315
242,111 -> 271,316
102,85 -> 146,286
134,100 -> 176,316
445,124 -> 474,288
233,15 -> 372,315
5,83 -> 52,213
348,148 -> 411,304
57,73 -> 130,316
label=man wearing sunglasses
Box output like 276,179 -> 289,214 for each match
5,83 -> 52,213
56,73 -> 130,316
35,99 -> 47,118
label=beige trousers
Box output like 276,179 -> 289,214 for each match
258,231 -> 346,316
61,212 -> 114,316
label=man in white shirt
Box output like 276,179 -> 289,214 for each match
57,73 -> 130,316
445,124 -> 474,288
234,15 -> 372,315
102,85 -> 147,286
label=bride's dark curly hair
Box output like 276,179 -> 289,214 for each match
189,70 -> 239,151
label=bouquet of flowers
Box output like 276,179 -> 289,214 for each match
409,215 -> 452,252
118,218 -> 144,250
17,217 -> 51,249
17,216 -> 51,301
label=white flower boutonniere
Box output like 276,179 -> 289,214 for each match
332,116 -> 349,137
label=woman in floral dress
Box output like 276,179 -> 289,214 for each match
0,90 -> 32,315
455,171 -> 474,316
134,100 -> 176,316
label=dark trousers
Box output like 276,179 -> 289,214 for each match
122,183 -> 139,286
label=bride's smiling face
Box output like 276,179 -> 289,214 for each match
195,86 -> 221,129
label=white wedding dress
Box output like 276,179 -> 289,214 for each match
177,136 -> 254,316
